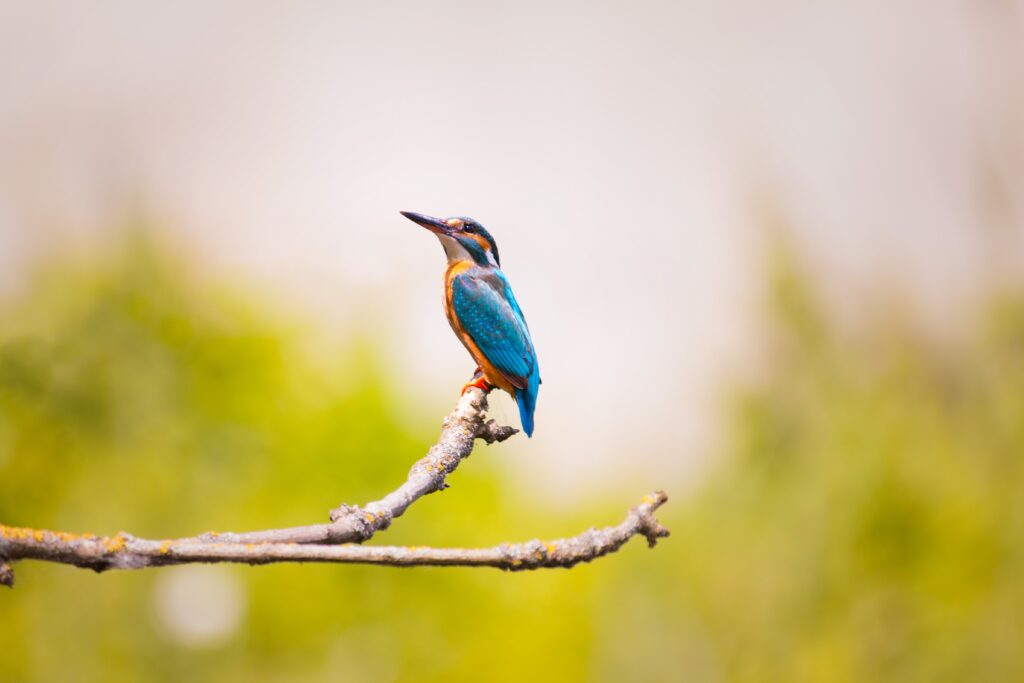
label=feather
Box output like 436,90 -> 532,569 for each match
450,269 -> 540,435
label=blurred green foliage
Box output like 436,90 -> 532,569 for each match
607,255 -> 1024,683
1,239 -> 1022,682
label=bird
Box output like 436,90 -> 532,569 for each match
401,211 -> 541,436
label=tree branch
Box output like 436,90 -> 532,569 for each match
0,387 -> 670,585
187,387 -> 516,546
0,492 -> 668,574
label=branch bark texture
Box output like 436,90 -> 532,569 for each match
0,492 -> 668,574
0,388 -> 669,585
190,387 -> 516,546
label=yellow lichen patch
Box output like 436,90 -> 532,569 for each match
102,535 -> 127,553
158,541 -> 173,555
642,494 -> 656,505
0,526 -> 32,541
545,543 -> 557,556
0,525 -> 92,545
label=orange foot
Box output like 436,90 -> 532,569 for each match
461,368 -> 494,395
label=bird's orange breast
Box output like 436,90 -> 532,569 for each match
443,260 -> 516,395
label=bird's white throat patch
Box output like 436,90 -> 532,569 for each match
437,234 -> 498,268
438,235 -> 472,264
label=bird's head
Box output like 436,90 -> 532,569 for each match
401,211 -> 501,268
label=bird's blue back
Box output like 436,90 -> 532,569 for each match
451,268 -> 540,436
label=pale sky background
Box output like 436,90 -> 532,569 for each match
1,1 -> 1022,501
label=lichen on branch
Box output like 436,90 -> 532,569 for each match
0,388 -> 669,585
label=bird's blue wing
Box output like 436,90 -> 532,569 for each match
451,271 -> 536,387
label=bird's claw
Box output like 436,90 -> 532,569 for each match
461,369 -> 494,395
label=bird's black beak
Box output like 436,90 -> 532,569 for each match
400,211 -> 452,235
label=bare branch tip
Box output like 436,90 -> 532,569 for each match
635,491 -> 671,548
639,518 -> 671,548
476,420 -> 519,444
0,561 -> 14,588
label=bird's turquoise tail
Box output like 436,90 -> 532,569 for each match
514,370 -> 540,437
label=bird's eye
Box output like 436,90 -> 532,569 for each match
463,224 -> 475,233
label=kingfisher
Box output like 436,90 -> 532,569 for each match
401,211 -> 541,436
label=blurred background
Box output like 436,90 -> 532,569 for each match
2,1 -> 1023,681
